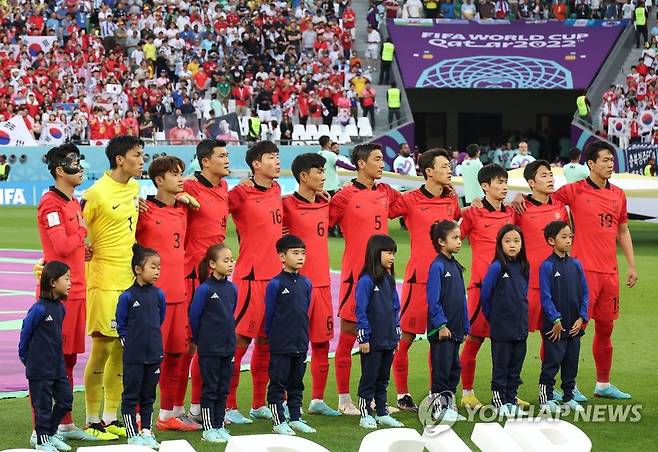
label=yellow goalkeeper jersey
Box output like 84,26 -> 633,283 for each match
82,172 -> 140,290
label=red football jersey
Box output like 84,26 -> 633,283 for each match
460,200 -> 514,288
37,187 -> 87,300
389,186 -> 460,284
183,173 -> 229,277
329,180 -> 401,284
136,196 -> 188,304
229,181 -> 282,281
513,195 -> 569,289
553,178 -> 628,274
282,193 -> 330,287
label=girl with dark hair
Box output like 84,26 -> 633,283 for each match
480,224 -> 530,417
19,261 -> 74,452
116,244 -> 165,449
355,235 -> 403,429
188,244 -> 237,443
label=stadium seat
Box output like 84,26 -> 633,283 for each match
338,133 -> 352,144
470,422 -> 524,452
359,123 -> 373,137
318,124 -> 331,137
345,124 -> 359,137
306,124 -> 319,140
503,418 -> 592,452
528,139 -> 541,158
422,425 -> 473,452
330,124 -> 343,136
330,132 -> 340,143
225,434 -> 330,452
357,117 -> 371,129
357,428 -> 425,452
293,124 -> 306,137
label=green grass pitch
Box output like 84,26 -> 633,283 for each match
1,206 -> 657,451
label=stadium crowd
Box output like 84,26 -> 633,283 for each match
0,0 -> 383,143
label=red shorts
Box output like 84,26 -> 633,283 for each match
399,282 -> 427,335
527,287 -> 542,332
584,271 -> 620,321
161,302 -> 190,354
338,274 -> 357,322
467,286 -> 489,338
234,278 -> 268,338
309,286 -> 334,343
61,297 -> 85,355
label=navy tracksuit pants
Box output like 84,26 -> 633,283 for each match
121,362 -> 161,437
267,353 -> 306,425
30,377 -> 73,445
199,354 -> 233,430
539,336 -> 581,403
430,338 -> 461,409
358,348 -> 394,417
491,340 -> 526,407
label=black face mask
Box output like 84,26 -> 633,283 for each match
49,152 -> 82,175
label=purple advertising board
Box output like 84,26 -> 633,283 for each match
388,19 -> 628,90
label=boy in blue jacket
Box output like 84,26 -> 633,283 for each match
116,245 -> 166,449
19,261 -> 74,452
539,221 -> 589,413
265,235 -> 316,435
426,220 -> 469,423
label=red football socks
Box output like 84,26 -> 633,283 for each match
227,345 -> 248,409
311,342 -> 330,400
174,353 -> 193,407
335,331 -> 356,394
392,337 -> 412,395
593,320 -> 614,383
190,353 -> 202,405
160,355 -> 180,411
460,338 -> 482,391
61,354 -> 77,424
250,343 -> 270,409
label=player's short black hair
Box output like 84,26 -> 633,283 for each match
318,135 -> 331,148
291,153 -> 326,182
418,148 -> 451,180
131,243 -> 159,276
246,140 -> 279,172
196,139 -> 227,168
39,260 -> 70,300
105,135 -> 144,169
430,220 -> 460,253
466,144 -> 480,158
569,147 -> 581,162
523,159 -> 551,182
584,141 -> 615,167
276,234 -> 306,254
45,143 -> 80,178
350,143 -> 382,167
478,164 -> 508,185
544,220 -> 571,243
148,156 -> 185,187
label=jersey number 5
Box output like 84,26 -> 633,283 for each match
374,214 -> 382,230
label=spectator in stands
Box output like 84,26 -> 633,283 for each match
404,0 -> 425,17
517,0 -> 532,19
563,147 -> 590,183
623,0 -> 635,19
387,81 -> 401,127
495,0 -> 510,18
0,154 -> 10,181
440,0 -> 457,18
480,0 -> 496,19
552,0 -> 567,20
532,0 -> 547,18
510,141 -> 536,168
247,109 -> 262,142
365,25 -> 381,71
425,0 -> 440,17
635,1 -> 649,49
575,1 -> 592,18
644,157 -> 656,176
461,0 -> 478,18
280,113 -> 294,145
361,81 -> 377,129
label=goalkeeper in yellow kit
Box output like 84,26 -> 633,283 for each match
81,136 -> 144,439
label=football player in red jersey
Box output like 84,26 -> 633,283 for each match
513,142 -> 637,400
36,144 -> 98,442
329,144 -> 401,415
177,140 -> 230,425
226,141 -> 283,423
282,153 -> 341,417
459,164 -> 517,409
388,148 -> 461,412
135,156 -> 202,432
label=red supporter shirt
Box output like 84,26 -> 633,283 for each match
389,186 -> 460,284
37,187 -> 87,300
329,180 -> 401,284
182,173 -> 229,278
282,193 -> 330,287
513,195 -> 568,289
229,181 -> 282,281
460,200 -> 514,288
552,178 -> 628,274
136,196 -> 188,304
